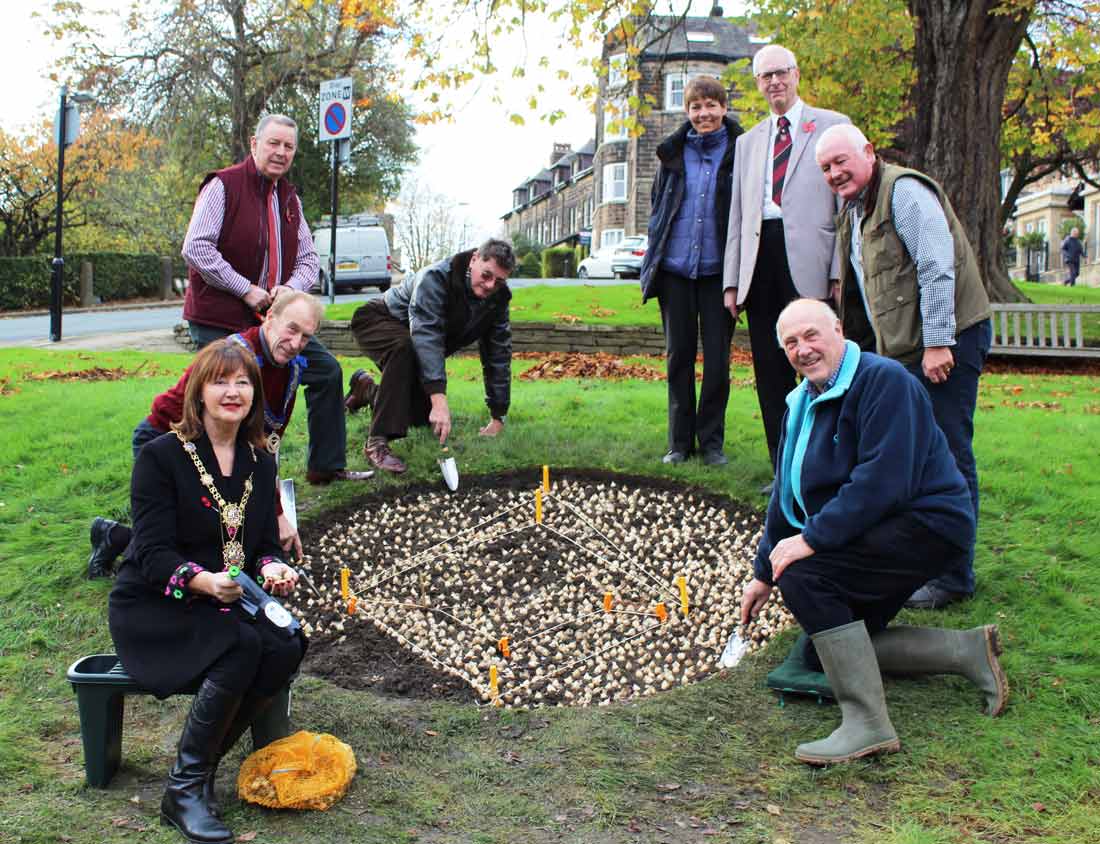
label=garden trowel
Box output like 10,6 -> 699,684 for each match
438,446 -> 459,491
719,627 -> 749,668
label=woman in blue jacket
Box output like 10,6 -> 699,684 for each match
640,76 -> 742,466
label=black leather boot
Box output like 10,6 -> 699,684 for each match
88,517 -> 128,579
160,680 -> 241,844
203,690 -> 279,818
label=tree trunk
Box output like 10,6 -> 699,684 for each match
907,0 -> 1031,303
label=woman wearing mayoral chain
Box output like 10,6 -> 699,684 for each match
108,340 -> 305,844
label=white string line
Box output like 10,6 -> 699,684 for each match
505,606 -> 665,654
371,497 -> 533,585
539,522 -> 678,601
543,492 -> 630,557
366,617 -> 461,677
355,598 -> 486,637
363,522 -> 536,592
541,493 -> 678,597
502,621 -> 666,694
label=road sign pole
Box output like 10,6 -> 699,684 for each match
50,86 -> 69,342
328,140 -> 338,306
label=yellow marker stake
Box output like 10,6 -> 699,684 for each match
489,664 -> 500,700
677,575 -> 690,617
542,465 -> 550,493
340,567 -> 350,601
535,488 -> 543,523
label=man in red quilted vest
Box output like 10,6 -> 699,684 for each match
181,113 -> 371,485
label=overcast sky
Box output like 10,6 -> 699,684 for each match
5,1 -> 739,242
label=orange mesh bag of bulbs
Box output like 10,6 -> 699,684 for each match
237,730 -> 356,811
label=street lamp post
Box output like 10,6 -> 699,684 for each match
50,85 -> 94,342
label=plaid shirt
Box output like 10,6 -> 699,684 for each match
848,176 -> 957,348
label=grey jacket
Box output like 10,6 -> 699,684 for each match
383,250 -> 512,418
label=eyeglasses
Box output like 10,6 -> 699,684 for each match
479,268 -> 509,288
756,66 -> 794,83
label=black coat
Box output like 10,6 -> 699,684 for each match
108,431 -> 283,698
381,249 -> 512,418
639,115 -> 743,302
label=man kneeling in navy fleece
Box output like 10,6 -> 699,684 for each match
740,299 -> 1008,765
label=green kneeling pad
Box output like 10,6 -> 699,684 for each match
766,632 -> 835,703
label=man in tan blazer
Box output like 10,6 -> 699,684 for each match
723,45 -> 850,491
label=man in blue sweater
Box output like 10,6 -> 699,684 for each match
740,299 -> 1008,765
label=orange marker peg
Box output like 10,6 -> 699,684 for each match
654,602 -> 668,624
677,575 -> 689,617
535,488 -> 543,523
347,597 -> 358,615
603,591 -> 614,613
340,567 -> 350,601
498,636 -> 511,659
542,465 -> 550,493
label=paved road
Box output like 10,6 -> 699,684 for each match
0,278 -> 631,350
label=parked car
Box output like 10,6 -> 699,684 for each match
576,246 -> 617,279
313,221 -> 392,294
610,235 -> 648,279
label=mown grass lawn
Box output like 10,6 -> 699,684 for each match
324,283 -> 659,326
0,345 -> 1097,844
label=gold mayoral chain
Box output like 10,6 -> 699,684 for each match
176,433 -> 255,568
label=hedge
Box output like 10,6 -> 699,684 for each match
540,245 -> 576,278
0,253 -> 169,311
514,252 -> 541,278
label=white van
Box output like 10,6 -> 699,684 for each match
313,221 -> 391,293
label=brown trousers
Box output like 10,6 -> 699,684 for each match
349,300 -> 431,440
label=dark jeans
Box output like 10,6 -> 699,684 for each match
189,321 -> 347,472
349,300 -> 431,441
1064,260 -> 1079,286
205,619 -> 304,697
744,221 -> 800,469
905,319 -> 991,595
132,418 -> 167,460
778,511 -> 965,671
656,272 -> 734,455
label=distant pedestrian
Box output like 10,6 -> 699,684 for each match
640,75 -> 743,467
1061,227 -> 1084,287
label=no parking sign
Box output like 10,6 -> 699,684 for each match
319,77 -> 353,141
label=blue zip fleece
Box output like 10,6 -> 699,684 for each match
753,346 -> 974,585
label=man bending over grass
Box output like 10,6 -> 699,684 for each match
345,239 -> 515,474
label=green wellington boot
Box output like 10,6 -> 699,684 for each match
766,632 -> 835,702
794,621 -> 901,765
872,624 -> 1008,716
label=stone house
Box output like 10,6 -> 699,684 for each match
501,8 -> 760,253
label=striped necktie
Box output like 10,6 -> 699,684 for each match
772,115 -> 792,206
265,188 -> 280,290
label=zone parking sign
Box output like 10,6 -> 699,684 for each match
319,77 -> 353,141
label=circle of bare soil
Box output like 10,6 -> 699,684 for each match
293,468 -> 785,708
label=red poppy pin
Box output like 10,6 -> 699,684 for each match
802,120 -> 816,134
201,496 -> 212,508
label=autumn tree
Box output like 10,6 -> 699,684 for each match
51,0 -> 416,214
0,113 -> 156,257
392,178 -> 468,271
728,0 -> 1100,303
